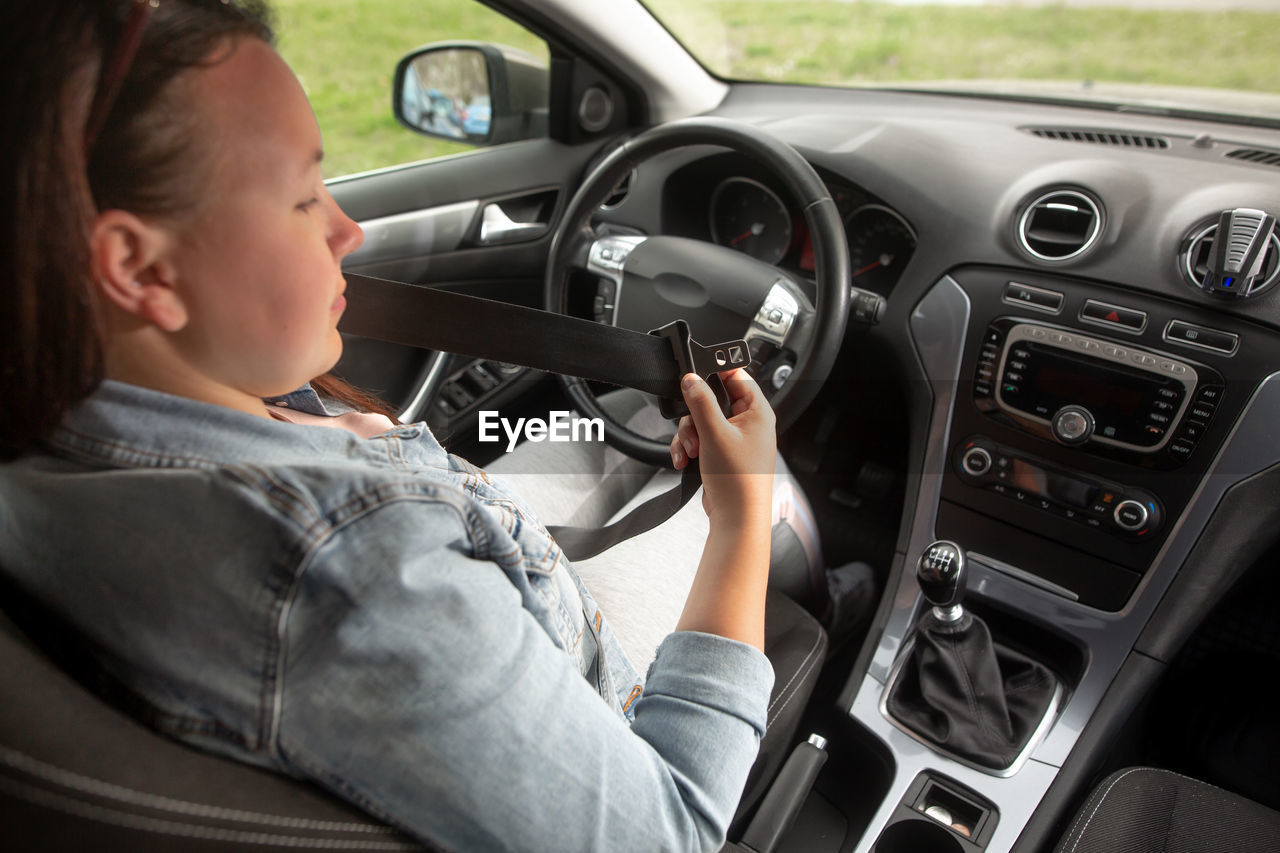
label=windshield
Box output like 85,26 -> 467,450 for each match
643,0 -> 1280,126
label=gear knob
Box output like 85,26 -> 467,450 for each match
917,540 -> 966,617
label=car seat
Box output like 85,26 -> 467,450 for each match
0,573 -> 823,850
1055,766 -> 1280,853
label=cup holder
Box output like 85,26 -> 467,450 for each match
873,816 -> 965,853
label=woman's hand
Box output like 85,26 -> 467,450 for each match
669,369 -> 776,528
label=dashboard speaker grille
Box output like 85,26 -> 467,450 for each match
1017,190 -> 1103,261
1025,127 -> 1170,149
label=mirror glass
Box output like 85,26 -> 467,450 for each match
399,48 -> 491,141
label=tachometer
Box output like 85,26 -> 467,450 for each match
846,204 -> 917,295
709,177 -> 793,265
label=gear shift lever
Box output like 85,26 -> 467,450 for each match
886,540 -> 1058,770
916,540 -> 965,621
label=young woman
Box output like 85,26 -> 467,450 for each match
0,2 -> 795,849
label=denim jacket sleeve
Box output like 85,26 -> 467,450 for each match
275,497 -> 774,853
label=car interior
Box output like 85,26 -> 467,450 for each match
4,0 -> 1280,850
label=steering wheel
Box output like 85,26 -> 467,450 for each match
545,117 -> 851,467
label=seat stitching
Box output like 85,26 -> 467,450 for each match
1067,767 -> 1148,853
0,745 -> 395,833
767,629 -> 826,726
0,775 -> 421,849
767,628 -> 825,716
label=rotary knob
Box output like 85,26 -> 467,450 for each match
1114,499 -> 1152,532
960,446 -> 993,477
1052,405 -> 1094,446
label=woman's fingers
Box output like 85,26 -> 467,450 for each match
719,368 -> 774,427
670,413 -> 699,468
678,373 -> 724,428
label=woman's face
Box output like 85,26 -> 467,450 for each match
163,38 -> 363,400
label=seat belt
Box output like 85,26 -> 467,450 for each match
338,272 -> 751,561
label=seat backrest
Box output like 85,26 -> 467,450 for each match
0,597 -> 426,852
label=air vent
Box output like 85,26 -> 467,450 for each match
1225,147 -> 1280,168
1180,221 -> 1280,296
601,170 -> 634,209
1025,127 -> 1170,149
1017,190 -> 1103,262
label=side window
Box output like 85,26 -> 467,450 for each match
275,0 -> 549,178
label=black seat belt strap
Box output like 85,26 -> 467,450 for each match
342,273 -> 680,398
547,465 -> 704,562
339,272 -> 747,562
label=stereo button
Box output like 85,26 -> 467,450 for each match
1188,403 -> 1215,421
1196,385 -> 1224,404
1052,405 -> 1095,445
1169,440 -> 1196,460
1179,421 -> 1206,442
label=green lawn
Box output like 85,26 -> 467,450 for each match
274,0 -> 1280,179
647,1 -> 1280,92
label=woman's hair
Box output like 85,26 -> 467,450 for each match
0,1 -> 393,461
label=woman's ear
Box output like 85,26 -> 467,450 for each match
89,210 -> 188,332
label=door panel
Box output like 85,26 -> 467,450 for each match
330,136 -> 607,423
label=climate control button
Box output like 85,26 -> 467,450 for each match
961,446 -> 993,476
1114,500 -> 1150,532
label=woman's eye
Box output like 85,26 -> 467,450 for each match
296,197 -> 320,212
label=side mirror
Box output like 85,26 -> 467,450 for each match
393,42 -> 549,146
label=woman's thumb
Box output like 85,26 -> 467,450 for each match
680,373 -> 724,426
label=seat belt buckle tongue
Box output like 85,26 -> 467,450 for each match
648,319 -> 749,420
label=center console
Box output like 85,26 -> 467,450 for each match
812,267 -> 1280,853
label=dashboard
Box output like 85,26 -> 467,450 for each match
326,65 -> 1280,852
583,84 -> 1280,852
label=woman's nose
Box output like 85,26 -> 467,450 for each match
327,192 -> 364,258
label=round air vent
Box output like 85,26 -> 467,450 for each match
1016,189 -> 1104,262
1180,222 -> 1280,297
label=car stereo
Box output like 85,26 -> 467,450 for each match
973,319 -> 1225,464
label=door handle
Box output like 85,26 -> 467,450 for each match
479,203 -> 547,245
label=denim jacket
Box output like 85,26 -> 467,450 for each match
0,380 -> 773,851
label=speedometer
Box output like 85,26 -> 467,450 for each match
846,204 -> 917,295
709,177 -> 793,265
